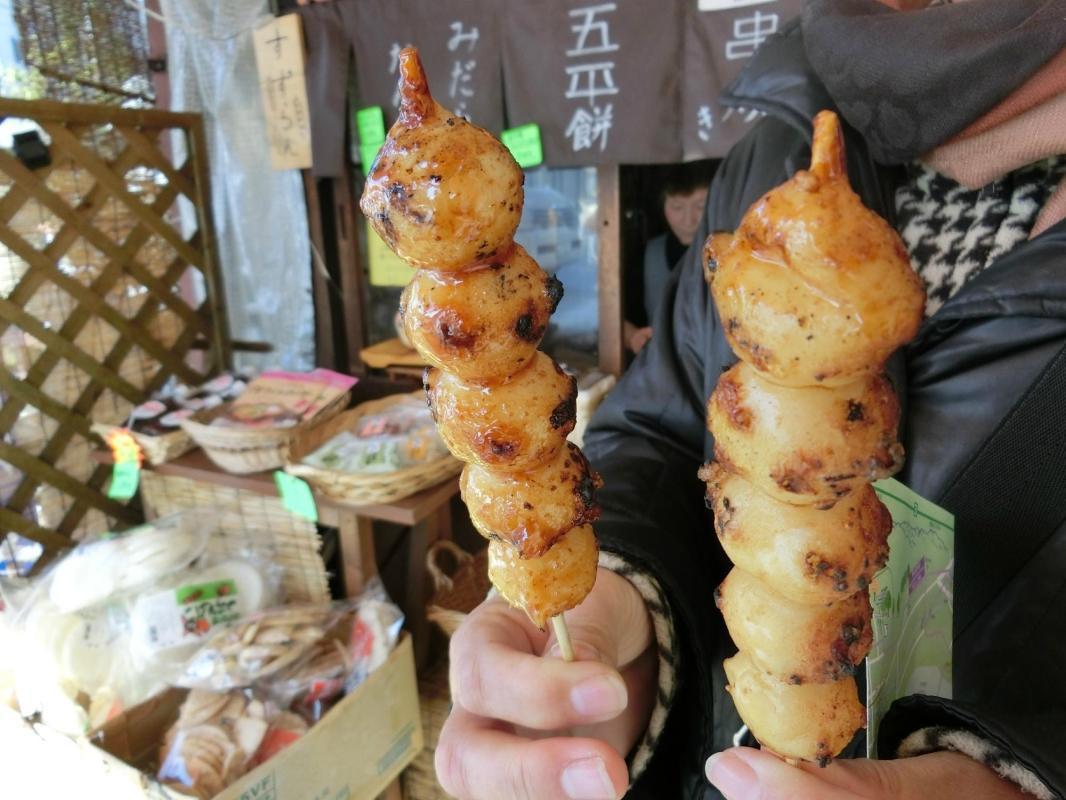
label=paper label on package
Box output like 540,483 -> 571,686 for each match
136,581 -> 242,652
867,478 -> 954,757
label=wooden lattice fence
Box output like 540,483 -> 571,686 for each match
0,98 -> 229,560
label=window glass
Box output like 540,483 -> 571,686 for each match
515,166 -> 599,371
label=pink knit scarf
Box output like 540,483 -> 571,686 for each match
923,52 -> 1066,238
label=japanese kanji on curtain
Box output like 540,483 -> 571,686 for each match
350,0 -> 505,136
501,1 -> 683,166
682,0 -> 803,159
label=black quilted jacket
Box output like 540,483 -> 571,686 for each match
584,20 -> 1066,800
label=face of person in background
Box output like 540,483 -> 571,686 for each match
663,187 -> 708,247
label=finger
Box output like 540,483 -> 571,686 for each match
451,601 -> 630,729
569,637 -> 659,756
436,706 -> 627,800
706,747 -> 858,800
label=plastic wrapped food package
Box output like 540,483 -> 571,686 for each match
158,689 -> 285,799
163,586 -> 403,796
127,370 -> 254,436
274,598 -> 404,722
209,369 -> 357,429
12,512 -> 282,731
47,515 -> 209,614
10,511 -> 405,791
178,604 -> 349,692
178,582 -> 403,717
301,398 -> 449,474
128,557 -> 281,671
15,597 -> 144,732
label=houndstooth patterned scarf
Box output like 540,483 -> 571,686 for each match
894,156 -> 1066,317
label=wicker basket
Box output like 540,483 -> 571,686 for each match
180,391 -> 350,475
90,423 -> 195,466
425,540 -> 491,637
284,393 -> 462,505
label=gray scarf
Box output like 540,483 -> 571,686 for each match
802,0 -> 1066,163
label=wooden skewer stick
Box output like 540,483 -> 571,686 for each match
552,613 -> 575,662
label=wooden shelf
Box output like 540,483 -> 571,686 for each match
131,447 -> 458,527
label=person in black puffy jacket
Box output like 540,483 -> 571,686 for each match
435,2 -> 1066,798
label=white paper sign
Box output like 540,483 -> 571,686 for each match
698,0 -> 777,11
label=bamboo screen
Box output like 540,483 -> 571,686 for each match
13,0 -> 155,106
0,98 -> 229,559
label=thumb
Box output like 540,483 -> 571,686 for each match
543,568 -> 653,670
706,747 -> 859,800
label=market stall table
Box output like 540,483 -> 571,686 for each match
94,447 -> 458,667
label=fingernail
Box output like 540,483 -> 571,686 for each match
561,756 -> 618,800
570,673 -> 628,719
705,751 -> 757,795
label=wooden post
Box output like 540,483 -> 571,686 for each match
145,0 -> 170,109
334,162 -> 369,373
303,171 -> 337,370
596,165 -> 624,376
303,164 -> 368,374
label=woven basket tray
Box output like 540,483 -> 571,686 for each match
91,422 -> 195,466
425,540 -> 491,637
180,391 -> 350,475
284,393 -> 462,505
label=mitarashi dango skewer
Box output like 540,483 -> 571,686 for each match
360,47 -> 599,660
701,111 -> 925,764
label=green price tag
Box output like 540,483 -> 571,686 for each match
274,471 -> 318,523
107,461 -> 140,501
866,478 -> 955,756
356,106 -> 386,170
355,106 -> 386,145
501,123 -> 543,169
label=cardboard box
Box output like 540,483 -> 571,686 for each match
0,634 -> 422,800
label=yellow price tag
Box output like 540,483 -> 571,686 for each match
104,428 -> 144,466
367,223 -> 412,287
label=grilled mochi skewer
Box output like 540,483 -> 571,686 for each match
701,110 -> 925,764
360,47 -> 599,654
